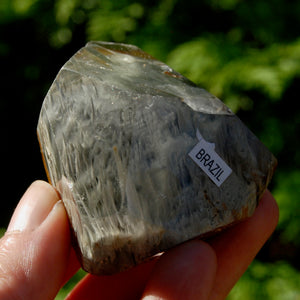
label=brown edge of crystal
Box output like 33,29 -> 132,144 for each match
37,130 -> 86,271
37,131 -> 52,185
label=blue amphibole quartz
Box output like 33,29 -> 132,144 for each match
37,41 -> 277,275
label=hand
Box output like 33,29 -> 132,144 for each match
0,181 -> 278,300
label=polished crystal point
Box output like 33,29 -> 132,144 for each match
37,41 -> 277,275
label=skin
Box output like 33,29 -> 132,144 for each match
0,181 -> 278,300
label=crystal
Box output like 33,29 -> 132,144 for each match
37,41 -> 277,275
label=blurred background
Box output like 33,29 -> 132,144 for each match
0,0 -> 299,298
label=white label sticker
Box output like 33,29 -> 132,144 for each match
188,130 -> 232,187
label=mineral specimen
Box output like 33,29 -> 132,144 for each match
37,41 -> 277,275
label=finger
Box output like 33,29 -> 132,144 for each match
142,240 -> 217,300
62,247 -> 81,286
66,257 -> 158,300
0,181 -> 72,300
7,180 -> 60,232
208,190 -> 279,300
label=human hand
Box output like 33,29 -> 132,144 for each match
0,181 -> 278,300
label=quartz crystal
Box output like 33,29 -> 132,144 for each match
37,41 -> 277,275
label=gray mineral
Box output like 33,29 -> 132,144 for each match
37,41 -> 277,275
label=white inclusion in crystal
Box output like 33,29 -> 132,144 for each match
121,54 -> 135,63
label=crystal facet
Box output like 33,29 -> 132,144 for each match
37,41 -> 277,275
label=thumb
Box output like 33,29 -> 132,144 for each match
0,181 -> 71,300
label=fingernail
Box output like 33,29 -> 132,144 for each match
7,181 -> 60,232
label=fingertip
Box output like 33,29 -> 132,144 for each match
7,180 -> 60,233
208,189 -> 279,300
66,257 -> 158,300
259,189 -> 279,232
142,240 -> 217,300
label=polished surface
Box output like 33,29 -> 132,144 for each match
37,41 -> 277,275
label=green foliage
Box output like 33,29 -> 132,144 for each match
0,228 -> 5,238
274,171 -> 300,246
0,0 -> 38,21
167,37 -> 300,112
228,260 -> 300,300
